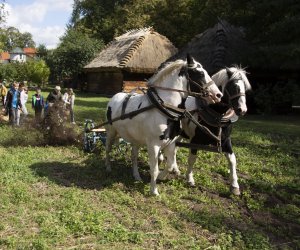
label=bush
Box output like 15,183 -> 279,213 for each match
254,80 -> 300,114
0,60 -> 50,85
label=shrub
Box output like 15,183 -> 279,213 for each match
254,80 -> 300,114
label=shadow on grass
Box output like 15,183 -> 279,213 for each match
180,184 -> 300,249
30,156 -> 150,193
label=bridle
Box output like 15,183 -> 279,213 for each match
145,64 -> 217,124
180,65 -> 214,98
223,73 -> 246,108
148,64 -> 216,101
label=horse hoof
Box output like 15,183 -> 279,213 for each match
173,170 -> 181,177
158,153 -> 164,162
230,186 -> 241,196
151,190 -> 160,196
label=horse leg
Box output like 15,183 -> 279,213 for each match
105,126 -> 117,172
147,144 -> 160,196
186,150 -> 197,187
131,145 -> 142,181
225,152 -> 241,195
158,143 -> 180,180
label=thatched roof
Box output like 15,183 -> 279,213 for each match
166,20 -> 253,74
84,27 -> 177,74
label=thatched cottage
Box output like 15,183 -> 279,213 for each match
166,19 -> 253,75
84,27 -> 177,95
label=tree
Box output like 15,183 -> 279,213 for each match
0,60 -> 50,85
46,28 -> 103,82
27,60 -> 50,86
69,0 -> 131,43
36,44 -> 48,59
0,27 -> 35,51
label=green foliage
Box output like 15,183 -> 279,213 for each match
0,93 -> 300,249
68,0 -> 300,70
36,44 -> 48,59
0,27 -> 35,51
0,59 -> 50,85
254,80 -> 300,114
46,29 -> 103,82
27,60 -> 50,85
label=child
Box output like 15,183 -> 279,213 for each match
5,82 -> 22,126
0,82 -> 7,106
63,88 -> 76,124
17,84 -> 28,125
32,87 -> 44,123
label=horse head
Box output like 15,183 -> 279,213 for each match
182,54 -> 223,103
213,67 -> 251,116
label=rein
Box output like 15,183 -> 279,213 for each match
150,81 -> 213,99
225,88 -> 245,101
87,64 -> 219,141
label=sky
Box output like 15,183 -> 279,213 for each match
3,0 -> 74,49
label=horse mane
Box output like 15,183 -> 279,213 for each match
212,66 -> 252,91
148,60 -> 186,86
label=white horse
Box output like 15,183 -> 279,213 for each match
105,55 -> 223,195
182,66 -> 252,195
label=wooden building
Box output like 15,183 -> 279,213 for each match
167,19 -> 300,113
84,27 -> 177,95
165,19 -> 253,75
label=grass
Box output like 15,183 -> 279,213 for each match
0,90 -> 299,249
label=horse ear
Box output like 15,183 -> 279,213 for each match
226,67 -> 233,79
187,53 -> 195,68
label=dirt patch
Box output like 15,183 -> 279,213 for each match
42,102 -> 80,146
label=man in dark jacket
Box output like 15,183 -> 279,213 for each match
5,82 -> 22,126
46,86 -> 62,105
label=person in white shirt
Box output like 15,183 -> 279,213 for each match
63,88 -> 75,124
17,84 -> 28,125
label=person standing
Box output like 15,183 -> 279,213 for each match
17,84 -> 28,125
63,88 -> 76,124
0,82 -> 8,106
32,87 -> 44,123
46,86 -> 62,107
5,82 -> 22,126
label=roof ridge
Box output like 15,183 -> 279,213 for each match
119,27 -> 154,67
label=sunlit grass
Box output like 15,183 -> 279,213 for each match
0,92 -> 299,249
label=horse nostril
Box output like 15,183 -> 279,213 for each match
236,108 -> 243,115
216,93 -> 222,99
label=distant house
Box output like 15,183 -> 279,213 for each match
10,47 -> 26,63
0,52 -> 10,64
84,27 -> 177,95
0,47 -> 38,64
23,47 -> 37,60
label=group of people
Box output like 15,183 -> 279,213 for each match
0,81 -> 76,126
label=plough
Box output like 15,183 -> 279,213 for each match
83,119 -> 107,152
83,119 -> 128,152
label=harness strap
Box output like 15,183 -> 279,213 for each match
85,104 -> 156,132
184,110 -> 221,142
147,87 -> 184,121
228,92 -> 246,100
121,93 -> 133,118
151,85 -> 209,99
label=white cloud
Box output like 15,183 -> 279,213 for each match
3,0 -> 73,49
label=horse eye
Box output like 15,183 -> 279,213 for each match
199,71 -> 205,77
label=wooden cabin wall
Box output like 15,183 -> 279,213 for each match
86,71 -> 123,95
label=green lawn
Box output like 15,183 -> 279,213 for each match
0,91 -> 299,249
